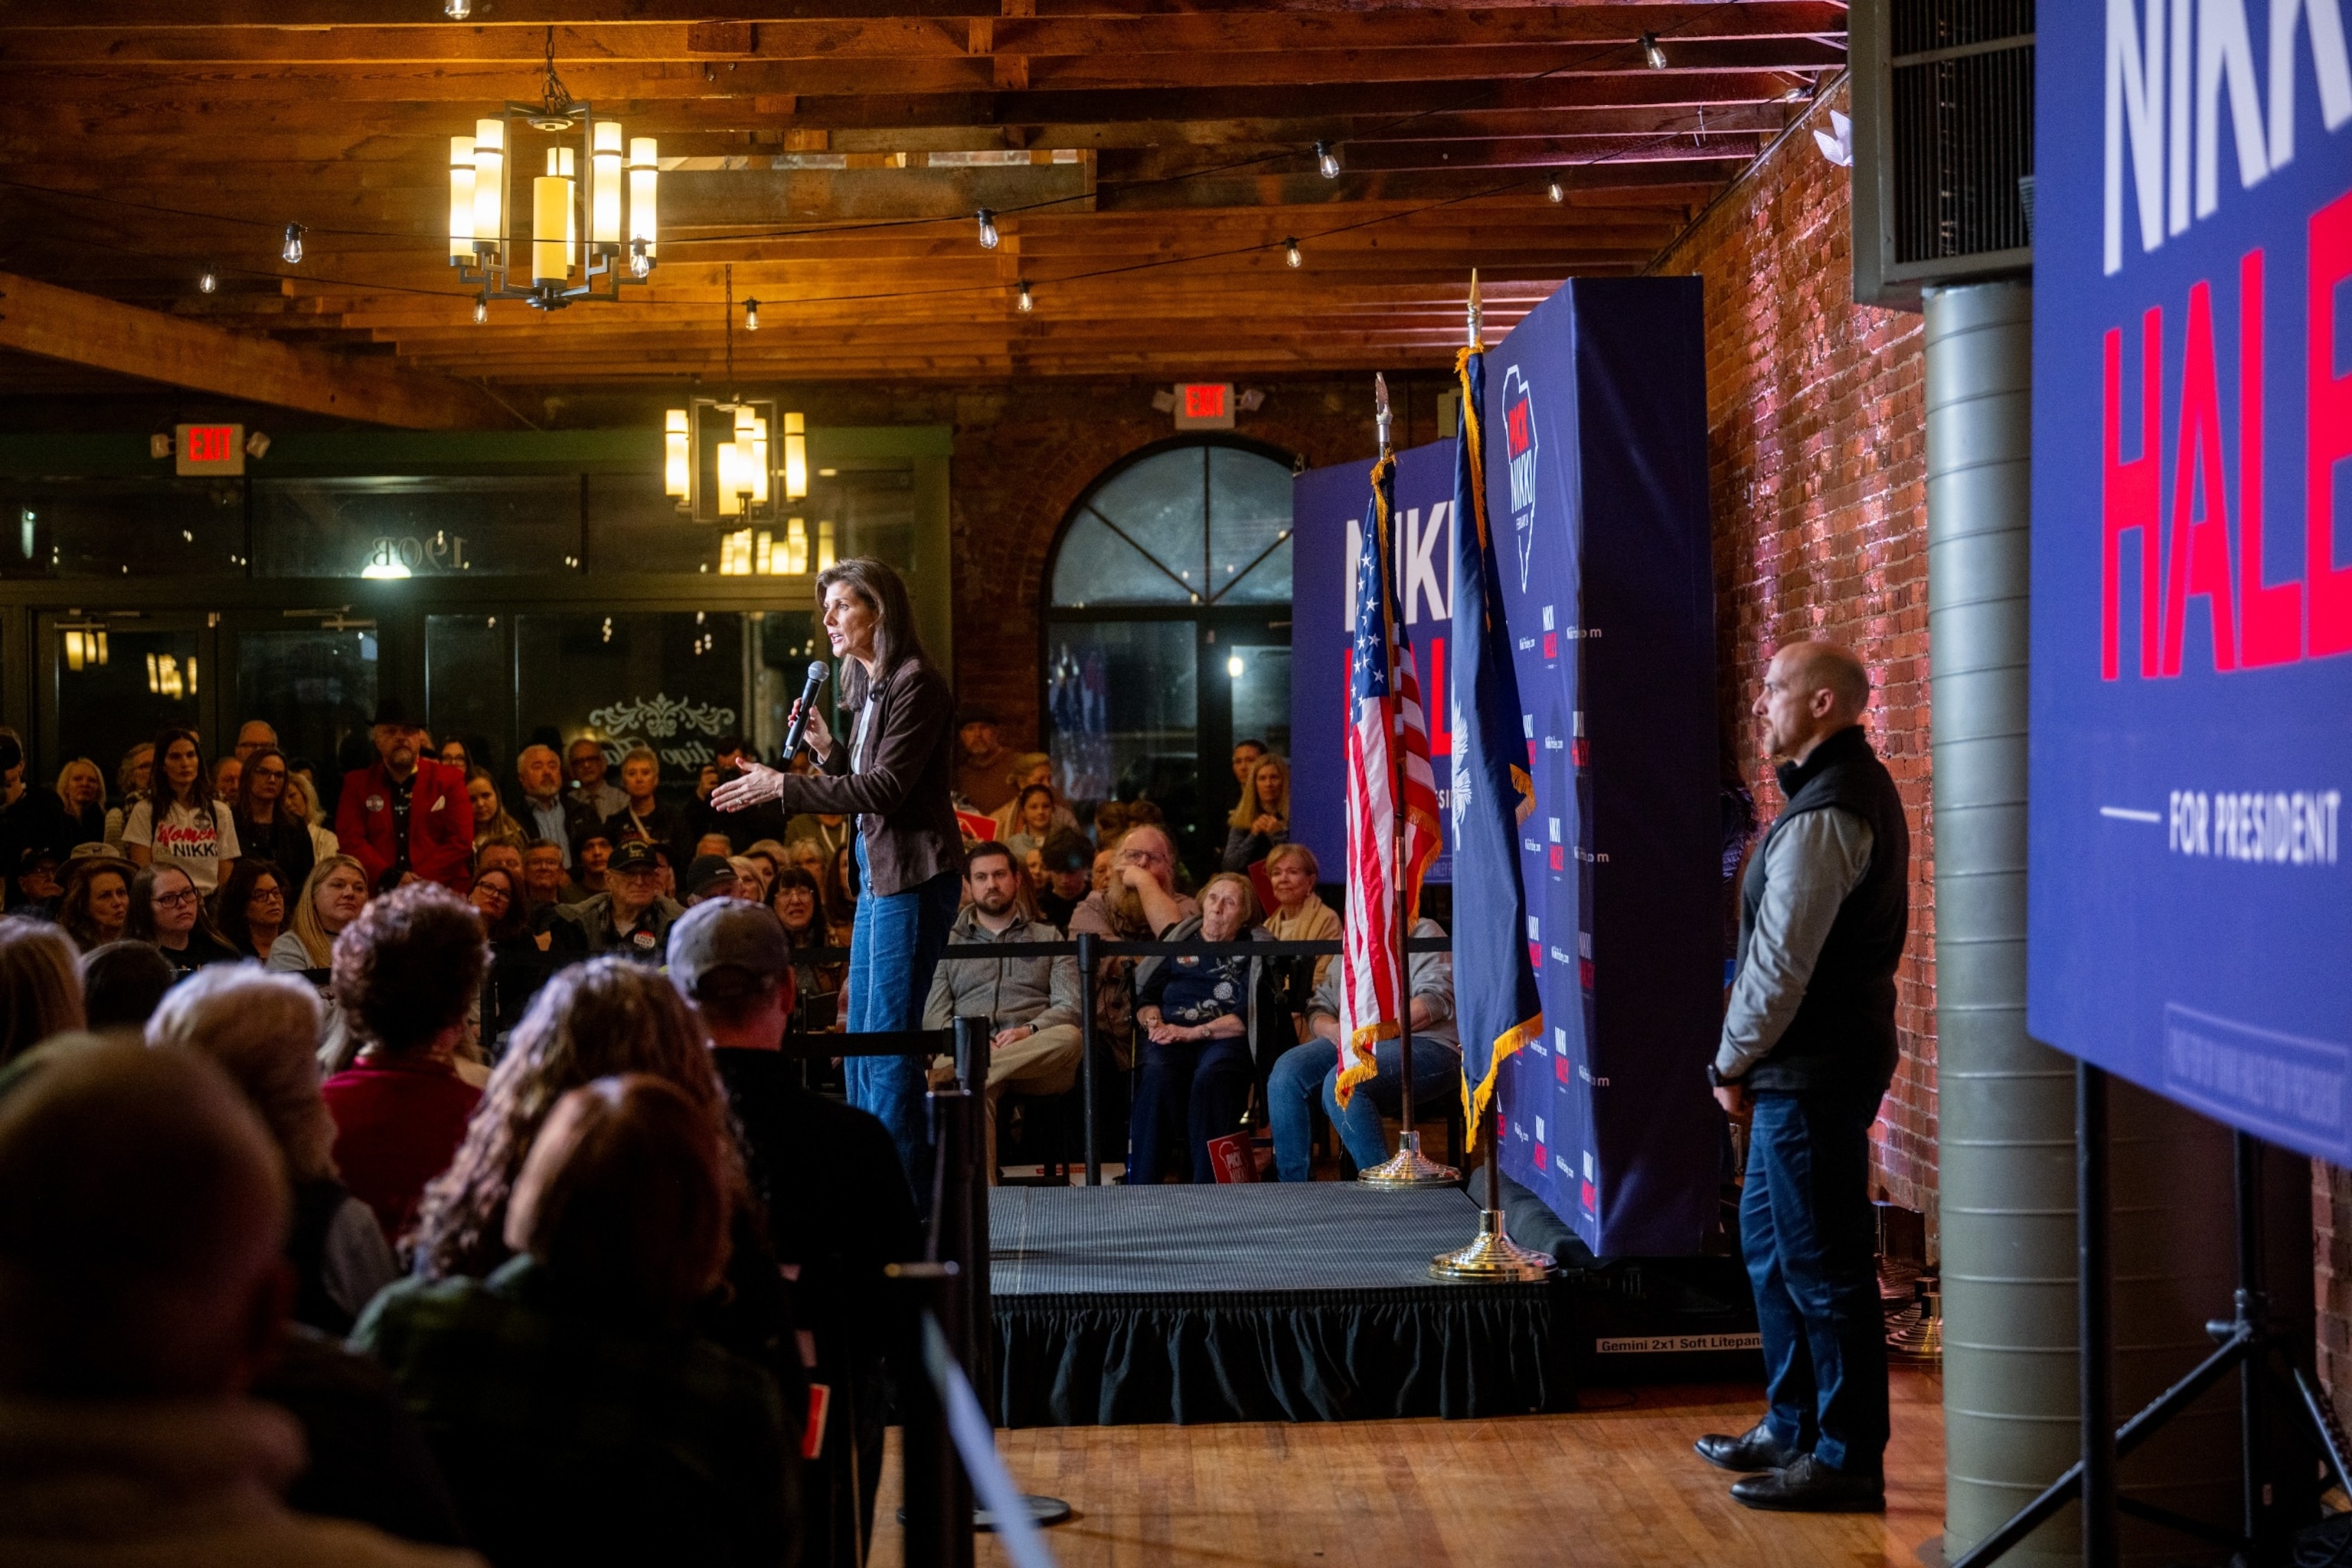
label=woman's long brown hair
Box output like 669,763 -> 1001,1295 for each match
407,956 -> 748,1277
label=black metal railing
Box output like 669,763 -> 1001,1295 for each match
782,933 -> 1450,1185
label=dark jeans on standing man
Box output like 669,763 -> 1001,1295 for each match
1740,1084 -> 1890,1475
1128,1034 -> 1255,1182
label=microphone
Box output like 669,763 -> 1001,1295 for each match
780,660 -> 831,762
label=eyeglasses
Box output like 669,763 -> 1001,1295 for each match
152,889 -> 199,908
249,889 -> 285,903
250,766 -> 286,781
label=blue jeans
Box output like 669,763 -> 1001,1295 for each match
844,836 -> 962,1202
1741,1087 -> 1890,1475
1268,1037 -> 1462,1181
1128,1035 -> 1256,1183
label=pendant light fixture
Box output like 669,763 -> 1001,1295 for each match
449,28 -> 658,312
1315,142 -> 1341,178
975,208 -> 1001,250
281,224 -> 305,264
1284,237 -> 1303,268
664,268 -> 807,531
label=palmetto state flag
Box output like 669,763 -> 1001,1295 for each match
1335,449 -> 1443,1107
1449,345 -> 1544,1148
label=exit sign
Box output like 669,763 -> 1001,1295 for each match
1172,383 -> 1234,430
175,423 -> 245,476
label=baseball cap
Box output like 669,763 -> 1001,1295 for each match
683,854 -> 739,899
609,839 -> 662,874
668,897 -> 789,1000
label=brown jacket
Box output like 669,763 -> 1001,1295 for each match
771,656 -> 965,897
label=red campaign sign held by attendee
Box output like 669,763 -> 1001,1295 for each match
2030,0 -> 2352,1160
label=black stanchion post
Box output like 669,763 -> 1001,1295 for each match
950,1016 -> 995,1414
887,1263 -> 973,1568
2077,1060 -> 2115,1568
2232,1129 -> 2269,1561
1076,929 -> 1099,1187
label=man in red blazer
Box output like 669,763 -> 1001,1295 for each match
336,699 -> 472,892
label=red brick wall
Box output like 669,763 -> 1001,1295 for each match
1649,82 -> 1941,1233
935,376 -> 1444,747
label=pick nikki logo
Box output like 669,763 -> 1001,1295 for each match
1502,363 -> 1539,593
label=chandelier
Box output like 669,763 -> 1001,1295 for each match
664,267 -> 812,541
449,30 -> 657,311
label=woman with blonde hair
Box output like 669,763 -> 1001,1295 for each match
0,916 -> 83,1066
269,854 -> 370,973
103,741 -> 153,849
146,963 -> 397,1331
1221,752 -> 1292,871
279,769 -> 342,864
1262,841 -> 1341,999
54,757 -> 106,849
466,767 -> 529,855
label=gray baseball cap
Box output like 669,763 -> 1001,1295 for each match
667,897 -> 789,998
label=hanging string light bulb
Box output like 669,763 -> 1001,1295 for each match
1547,175 -> 1566,203
444,0 -> 471,16
1284,237 -> 1303,269
1315,142 -> 1341,178
473,298 -> 488,325
744,298 -> 761,331
1016,279 -> 1034,312
975,208 -> 1001,249
1640,31 -> 1668,69
281,224 -> 305,264
198,268 -> 217,294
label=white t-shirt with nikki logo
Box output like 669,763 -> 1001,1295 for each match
122,797 -> 241,891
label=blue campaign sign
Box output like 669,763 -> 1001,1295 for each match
1482,277 -> 1718,1254
2030,2 -> 2352,1158
1290,439 -> 1462,884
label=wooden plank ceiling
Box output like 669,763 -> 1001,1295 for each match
0,2 -> 1844,401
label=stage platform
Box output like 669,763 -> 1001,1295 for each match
987,1183 -> 1571,1427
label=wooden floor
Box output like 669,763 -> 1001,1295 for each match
871,1367 -> 1944,1568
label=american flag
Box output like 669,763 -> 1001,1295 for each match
1336,450 -> 1445,1107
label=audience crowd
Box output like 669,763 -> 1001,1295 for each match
0,700 -> 1446,1566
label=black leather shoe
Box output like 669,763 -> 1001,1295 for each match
1730,1454 -> 1886,1513
1694,1421 -> 1799,1472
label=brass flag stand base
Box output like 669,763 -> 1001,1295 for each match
1431,1100 -> 1555,1282
1430,1207 -> 1554,1281
1358,1129 -> 1460,1187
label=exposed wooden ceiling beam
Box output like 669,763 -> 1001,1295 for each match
0,7 -> 1843,64
0,270 -> 509,427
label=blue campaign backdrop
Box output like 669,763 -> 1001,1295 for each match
1291,278 -> 1719,1254
1290,439 -> 1462,884
2029,5 -> 2352,1159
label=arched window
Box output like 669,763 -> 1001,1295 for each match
1044,438 -> 1295,874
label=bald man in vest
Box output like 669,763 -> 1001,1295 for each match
1695,639 -> 1909,1513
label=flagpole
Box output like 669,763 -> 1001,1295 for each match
1432,270 -> 1554,1279
1360,371 -> 1457,1190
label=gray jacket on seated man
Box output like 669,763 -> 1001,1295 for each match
919,841 -> 1083,1181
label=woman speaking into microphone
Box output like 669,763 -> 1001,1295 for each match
713,557 -> 964,1189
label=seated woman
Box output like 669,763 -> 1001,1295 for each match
466,767 -> 530,857
1265,915 -> 1459,1182
126,861 -> 238,978
769,866 -> 844,1031
355,1074 -> 793,1568
1259,842 -> 1340,1031
214,857 -> 289,960
1128,872 -> 1277,1184
407,959 -> 808,1453
1220,753 -> 1292,871
55,854 -> 134,955
1001,783 -> 1062,864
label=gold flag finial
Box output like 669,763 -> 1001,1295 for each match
1374,371 -> 1393,457
1467,268 -> 1482,348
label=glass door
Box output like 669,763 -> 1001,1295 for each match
39,611 -> 216,802
220,612 -> 381,818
